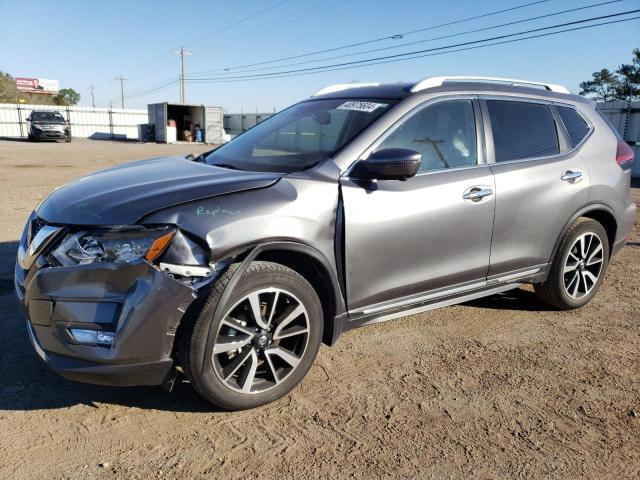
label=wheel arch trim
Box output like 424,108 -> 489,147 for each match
200,241 -> 346,372
549,203 -> 617,266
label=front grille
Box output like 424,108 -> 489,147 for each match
29,216 -> 47,243
18,217 -> 62,272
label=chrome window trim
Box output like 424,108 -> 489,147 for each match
480,94 -> 577,166
343,162 -> 492,182
552,102 -> 595,150
346,94 -> 486,177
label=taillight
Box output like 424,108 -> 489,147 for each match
616,140 -> 635,169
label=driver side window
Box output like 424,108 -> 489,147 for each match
377,100 -> 478,173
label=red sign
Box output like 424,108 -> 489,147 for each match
15,77 -> 59,94
16,77 -> 37,90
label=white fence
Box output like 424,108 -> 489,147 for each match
0,103 -> 148,140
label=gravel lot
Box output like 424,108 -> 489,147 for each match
0,139 -> 638,479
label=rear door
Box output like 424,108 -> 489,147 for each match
341,97 -> 496,312
482,98 -> 591,278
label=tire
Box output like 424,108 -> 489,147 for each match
183,261 -> 323,410
534,218 -> 609,309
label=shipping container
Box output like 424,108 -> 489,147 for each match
147,102 -> 224,144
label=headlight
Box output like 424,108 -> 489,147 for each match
50,226 -> 175,266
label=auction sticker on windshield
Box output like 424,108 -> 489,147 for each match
337,101 -> 387,113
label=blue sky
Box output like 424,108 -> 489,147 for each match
1,0 -> 639,111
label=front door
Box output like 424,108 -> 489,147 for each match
341,98 -> 496,312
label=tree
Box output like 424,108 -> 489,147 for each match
0,71 -> 20,103
53,88 -> 81,106
0,71 -> 62,105
579,68 -> 621,102
579,49 -> 640,102
616,48 -> 640,99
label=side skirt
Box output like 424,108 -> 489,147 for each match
344,282 -> 522,331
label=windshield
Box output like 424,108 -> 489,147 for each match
31,112 -> 65,123
205,98 -> 396,173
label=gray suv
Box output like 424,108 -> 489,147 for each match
15,76 -> 636,410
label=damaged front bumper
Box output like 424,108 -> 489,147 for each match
14,220 -> 203,387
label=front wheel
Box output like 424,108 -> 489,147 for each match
534,218 -> 609,309
183,261 -> 323,410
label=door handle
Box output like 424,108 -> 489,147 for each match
561,170 -> 583,183
463,185 -> 493,202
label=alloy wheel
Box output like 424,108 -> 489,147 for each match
563,232 -> 604,299
211,288 -> 310,394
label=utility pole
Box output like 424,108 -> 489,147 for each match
115,76 -> 128,109
173,47 -> 192,103
90,85 -> 95,108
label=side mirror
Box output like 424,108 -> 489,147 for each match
366,148 -> 421,180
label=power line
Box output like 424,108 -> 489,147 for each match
182,15 -> 640,86
192,0 -> 553,74
185,0 -> 290,48
85,0 -> 290,100
125,78 -> 180,100
123,0 -> 553,100
186,9 -> 640,82
189,0 -> 624,77
125,13 -> 640,100
126,75 -> 180,96
124,0 -> 351,100
120,1 -> 290,79
195,0 -> 352,56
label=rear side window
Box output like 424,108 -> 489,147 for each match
487,100 -> 559,162
556,106 -> 590,147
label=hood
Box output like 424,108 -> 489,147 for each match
36,156 -> 282,225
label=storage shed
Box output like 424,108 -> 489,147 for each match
224,113 -> 273,138
148,103 -> 224,144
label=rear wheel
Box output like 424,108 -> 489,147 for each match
183,261 -> 323,410
534,218 -> 609,309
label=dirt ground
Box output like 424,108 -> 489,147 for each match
0,138 -> 638,480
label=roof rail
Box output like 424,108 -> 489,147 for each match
410,76 -> 570,94
312,82 -> 381,97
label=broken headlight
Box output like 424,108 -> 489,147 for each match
50,226 -> 175,266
